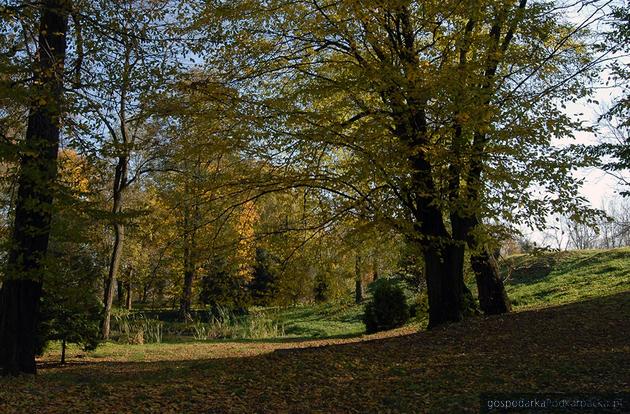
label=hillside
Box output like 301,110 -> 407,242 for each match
268,247 -> 630,338
503,247 -> 630,309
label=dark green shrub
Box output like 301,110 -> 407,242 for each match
199,255 -> 250,314
363,278 -> 410,333
249,248 -> 279,306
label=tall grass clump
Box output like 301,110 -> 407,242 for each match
191,307 -> 284,340
112,310 -> 163,344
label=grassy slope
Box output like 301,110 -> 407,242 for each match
503,247 -> 630,309
271,247 -> 630,337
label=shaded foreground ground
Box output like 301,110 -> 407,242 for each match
1,292 -> 629,413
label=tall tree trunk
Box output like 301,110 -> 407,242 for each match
179,177 -> 200,321
101,155 -> 127,340
408,137 -> 474,328
0,0 -> 69,376
464,147 -> 511,315
377,6 -> 474,329
354,254 -> 363,304
179,204 -> 196,320
102,221 -> 124,339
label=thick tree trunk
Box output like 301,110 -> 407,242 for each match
410,153 -> 474,328
400,113 -> 473,328
0,281 -> 43,374
0,0 -> 69,376
471,249 -> 511,315
355,254 -> 363,303
423,241 -> 472,328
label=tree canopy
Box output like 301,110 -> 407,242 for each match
0,0 -> 626,375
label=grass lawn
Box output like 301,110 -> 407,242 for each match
0,248 -> 628,413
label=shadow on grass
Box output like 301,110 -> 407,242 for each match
20,292 -> 629,413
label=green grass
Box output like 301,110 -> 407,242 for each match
269,247 -> 630,340
503,247 -> 630,309
268,299 -> 367,338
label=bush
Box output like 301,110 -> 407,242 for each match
363,279 -> 410,333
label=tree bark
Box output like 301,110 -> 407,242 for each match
60,338 -> 66,365
0,0 -> 69,376
102,220 -> 124,339
354,254 -> 363,303
407,126 -> 474,328
101,154 -> 127,340
470,248 -> 511,315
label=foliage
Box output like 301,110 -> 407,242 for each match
36,151 -> 105,360
363,279 -> 410,334
592,3 -> 630,196
313,274 -> 330,303
37,271 -> 101,359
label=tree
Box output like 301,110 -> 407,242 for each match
65,0 -> 181,339
199,255 -> 249,313
202,0 -> 602,327
594,3 -> 630,196
0,0 -> 70,375
250,247 -> 279,306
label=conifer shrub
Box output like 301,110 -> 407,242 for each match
363,278 -> 410,333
